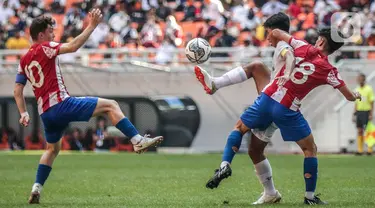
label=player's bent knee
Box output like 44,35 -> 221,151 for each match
234,120 -> 249,134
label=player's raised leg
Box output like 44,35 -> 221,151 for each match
249,127 -> 282,204
93,98 -> 163,153
194,61 -> 270,95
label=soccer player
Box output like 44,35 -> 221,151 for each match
196,12 -> 293,204
13,10 -> 163,204
353,73 -> 374,155
240,28 -> 360,204
197,27 -> 361,204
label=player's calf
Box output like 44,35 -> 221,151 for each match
94,98 -> 163,153
296,134 -> 325,203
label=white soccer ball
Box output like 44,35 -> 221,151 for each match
185,38 -> 211,64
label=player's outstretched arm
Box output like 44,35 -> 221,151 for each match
271,29 -> 292,44
14,83 -> 30,127
59,8 -> 103,54
338,85 -> 361,101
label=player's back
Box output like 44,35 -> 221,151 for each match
19,41 -> 69,114
264,39 -> 345,110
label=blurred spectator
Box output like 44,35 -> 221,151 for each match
6,127 -> 23,150
50,0 -> 66,14
130,1 -> 147,25
202,0 -> 225,21
314,0 -> 340,27
181,0 -> 198,22
155,37 -> 176,64
85,20 -> 110,48
120,22 -> 139,44
142,0 -> 159,11
156,0 -> 172,21
261,0 -> 288,17
231,0 -> 249,24
63,4 -> 85,35
241,8 -> 261,31
69,128 -> 84,151
93,116 -> 113,152
5,30 -> 30,49
0,0 -> 15,25
212,28 -> 237,57
165,15 -> 183,47
108,3 -> 130,33
288,0 -> 301,18
197,19 -> 220,42
81,128 -> 94,151
140,13 -> 162,48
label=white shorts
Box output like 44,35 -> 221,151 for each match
251,122 -> 278,143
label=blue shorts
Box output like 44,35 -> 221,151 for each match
41,97 -> 98,143
240,93 -> 311,142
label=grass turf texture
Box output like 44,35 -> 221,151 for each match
0,152 -> 374,208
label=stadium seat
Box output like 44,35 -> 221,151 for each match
0,133 -> 9,150
110,138 -> 133,152
25,134 -> 45,150
61,136 -> 71,150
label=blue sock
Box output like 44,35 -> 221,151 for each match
115,117 -> 139,138
35,164 -> 52,186
304,157 -> 318,193
222,130 -> 243,163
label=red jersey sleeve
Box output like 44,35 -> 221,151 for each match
40,41 -> 62,59
326,68 -> 345,89
288,37 -> 308,50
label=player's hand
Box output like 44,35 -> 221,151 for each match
275,74 -> 290,86
354,91 -> 362,101
88,8 -> 103,27
369,114 -> 373,121
19,112 -> 30,127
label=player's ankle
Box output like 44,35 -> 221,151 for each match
264,189 -> 277,196
305,191 -> 314,200
32,183 -> 43,193
220,161 -> 230,168
130,134 -> 142,145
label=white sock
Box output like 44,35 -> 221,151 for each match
213,66 -> 248,89
254,159 -> 277,196
305,192 -> 315,200
220,161 -> 230,168
130,134 -> 142,144
32,183 -> 43,193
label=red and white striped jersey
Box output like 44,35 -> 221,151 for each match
263,38 -> 345,111
18,41 -> 70,114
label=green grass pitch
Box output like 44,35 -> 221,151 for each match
0,152 -> 374,208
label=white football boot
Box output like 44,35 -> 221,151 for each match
252,190 -> 282,205
28,183 -> 42,204
133,135 -> 163,153
194,66 -> 217,95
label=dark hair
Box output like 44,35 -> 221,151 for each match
359,73 -> 366,79
30,16 -> 55,41
318,27 -> 344,54
263,12 -> 290,33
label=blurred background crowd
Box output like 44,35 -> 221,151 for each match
2,0 -> 375,56
0,116 -> 148,152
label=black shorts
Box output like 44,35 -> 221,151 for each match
356,111 -> 370,128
